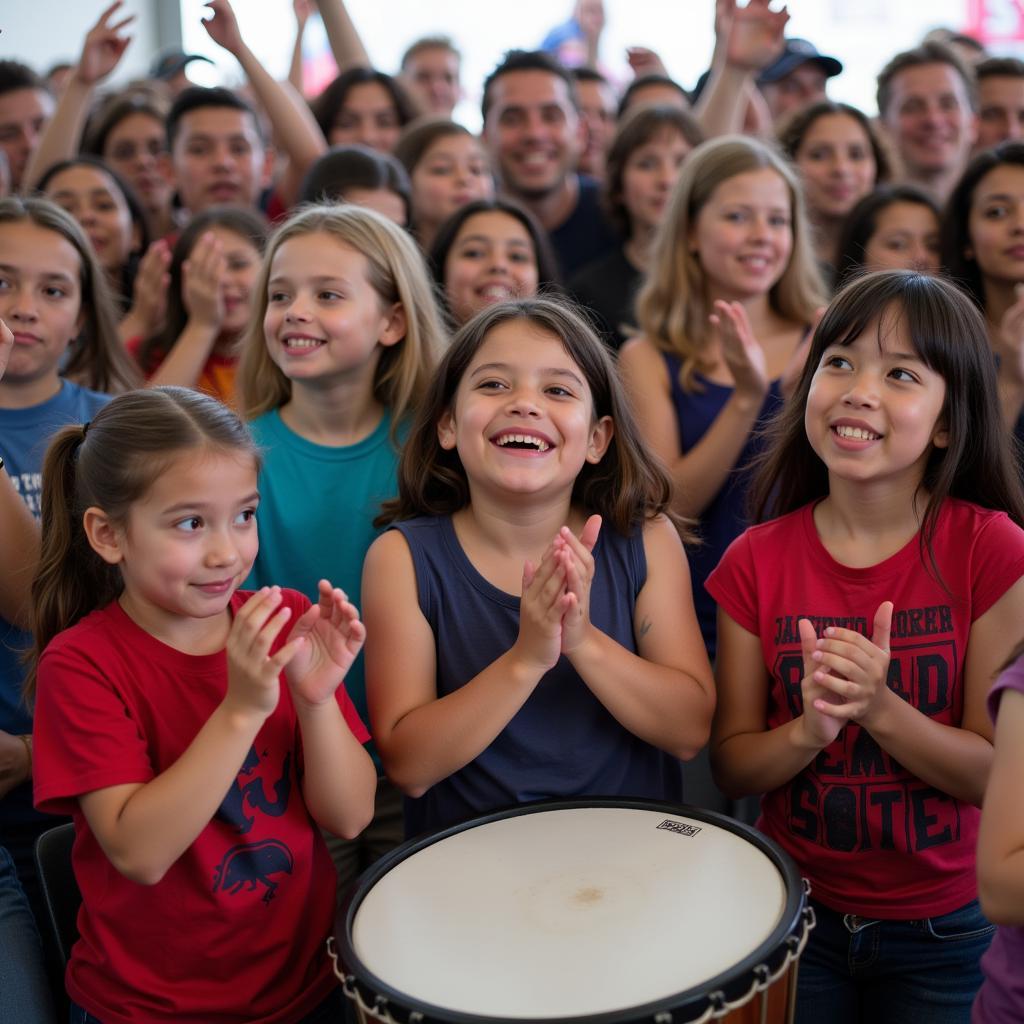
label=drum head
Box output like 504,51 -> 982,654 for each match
336,799 -> 805,1023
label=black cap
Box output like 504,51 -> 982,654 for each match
757,38 -> 842,85
150,48 -> 214,81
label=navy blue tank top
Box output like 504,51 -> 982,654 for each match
392,515 -> 685,836
664,353 -> 784,661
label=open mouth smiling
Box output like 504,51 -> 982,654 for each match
491,429 -> 553,452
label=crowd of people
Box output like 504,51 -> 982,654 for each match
3,0 -> 1024,1021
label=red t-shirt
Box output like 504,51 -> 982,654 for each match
33,590 -> 369,1024
706,499 -> 1024,919
124,333 -> 239,408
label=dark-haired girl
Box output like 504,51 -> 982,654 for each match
310,67 -> 417,155
707,270 -> 1024,1024
363,297 -> 715,838
132,206 -> 267,406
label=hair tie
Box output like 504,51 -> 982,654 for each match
82,421 -> 90,438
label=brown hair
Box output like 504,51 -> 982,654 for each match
377,296 -> 679,537
0,197 -> 140,394
876,40 -> 977,118
24,387 -> 259,701
634,135 -> 826,392
603,104 -> 705,239
237,204 -> 444,439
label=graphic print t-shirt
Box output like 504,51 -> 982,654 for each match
33,590 -> 368,1024
706,499 -> 1024,918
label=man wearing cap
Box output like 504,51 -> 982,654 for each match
757,38 -> 842,124
150,49 -> 215,98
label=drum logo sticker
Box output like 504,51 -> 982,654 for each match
656,820 -> 701,837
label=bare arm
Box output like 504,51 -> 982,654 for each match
693,0 -> 786,139
363,530 -> 556,797
561,516 -> 715,760
314,0 -> 371,71
978,688 -> 1024,924
21,1 -> 134,191
202,0 -> 327,208
78,588 -> 315,884
288,0 -> 313,95
618,331 -> 766,519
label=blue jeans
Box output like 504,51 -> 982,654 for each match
0,844 -> 57,1024
70,987 -> 344,1023
796,898 -> 995,1024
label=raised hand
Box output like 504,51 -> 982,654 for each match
797,617 -> 844,748
127,240 -> 171,338
0,318 -> 12,381
557,515 -> 602,654
201,0 -> 246,57
225,587 -> 302,719
182,232 -> 226,332
724,0 -> 789,72
808,602 -> 894,731
284,580 -> 366,706
293,0 -> 314,28
515,546 -> 571,674
76,1 -> 135,86
709,300 -> 769,401
625,46 -> 668,79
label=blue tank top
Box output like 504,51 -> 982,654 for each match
664,353 -> 784,662
392,515 -> 685,837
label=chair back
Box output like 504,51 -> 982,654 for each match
34,823 -> 81,967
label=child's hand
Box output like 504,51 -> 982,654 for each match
284,580 -> 366,707
709,300 -> 769,402
797,617 -> 845,748
0,318 -> 12,382
558,515 -> 601,655
515,547 -> 571,673
808,603 -> 894,731
182,232 -> 226,332
225,587 -> 301,719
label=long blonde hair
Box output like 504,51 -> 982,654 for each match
634,135 -> 825,392
238,204 -> 445,438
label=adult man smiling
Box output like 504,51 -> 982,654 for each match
481,50 -> 617,278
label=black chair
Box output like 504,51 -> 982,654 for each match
34,823 -> 81,968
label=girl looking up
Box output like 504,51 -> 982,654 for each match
238,203 -> 444,889
29,386 -> 376,1024
363,298 -> 715,838
706,271 -> 1024,1024
619,135 -> 825,660
133,206 -> 267,406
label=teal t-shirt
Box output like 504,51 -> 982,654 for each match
245,408 -> 403,763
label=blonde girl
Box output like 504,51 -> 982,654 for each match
238,203 -> 445,889
619,134 -> 826,661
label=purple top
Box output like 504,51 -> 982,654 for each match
972,657 -> 1024,1024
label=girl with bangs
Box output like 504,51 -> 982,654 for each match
237,203 -> 445,890
706,271 -> 1024,1024
619,135 -> 826,662
363,298 -> 715,839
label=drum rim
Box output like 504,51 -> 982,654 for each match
335,797 -> 808,1024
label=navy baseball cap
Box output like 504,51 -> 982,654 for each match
758,39 -> 842,85
150,49 -> 214,81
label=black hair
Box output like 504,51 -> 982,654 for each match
310,68 -> 418,143
298,144 -> 412,225
166,86 -> 263,151
617,76 -> 690,120
481,50 -> 578,122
